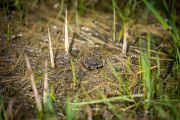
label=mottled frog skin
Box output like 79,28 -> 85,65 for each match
83,57 -> 103,70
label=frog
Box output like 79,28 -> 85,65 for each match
83,56 -> 103,70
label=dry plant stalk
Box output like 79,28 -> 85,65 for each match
7,99 -> 15,120
122,26 -> 128,54
86,106 -> 93,120
25,55 -> 42,112
43,60 -> 49,99
64,6 -> 69,55
48,27 -> 55,68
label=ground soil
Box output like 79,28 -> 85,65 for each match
0,2 -> 173,119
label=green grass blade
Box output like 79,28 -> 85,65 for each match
142,0 -> 169,30
66,98 -> 75,120
68,94 -> 144,106
112,0 -> 116,41
70,59 -> 76,88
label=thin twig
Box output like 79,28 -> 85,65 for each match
122,26 -> 128,54
65,6 -> 69,55
25,55 -> 42,112
136,65 -> 157,75
43,60 -> 49,99
48,27 -> 55,68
